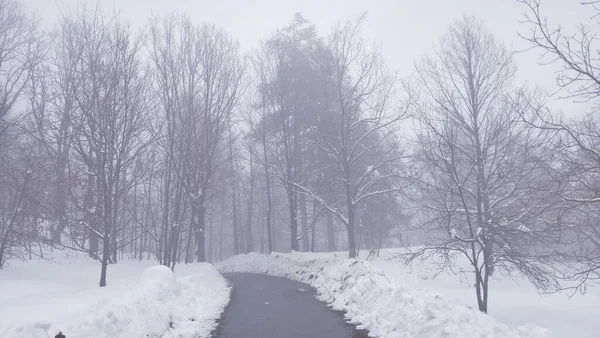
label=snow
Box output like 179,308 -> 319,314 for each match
450,228 -> 457,238
370,249 -> 599,338
2,248 -> 596,338
217,250 -> 597,338
0,252 -> 229,338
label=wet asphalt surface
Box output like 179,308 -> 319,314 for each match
212,273 -> 370,338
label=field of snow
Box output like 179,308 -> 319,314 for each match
0,251 -> 229,338
217,250 -> 599,338
369,249 -> 599,338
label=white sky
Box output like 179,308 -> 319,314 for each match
21,0 -> 594,115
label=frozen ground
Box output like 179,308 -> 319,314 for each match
217,250 -> 599,338
0,251 -> 229,338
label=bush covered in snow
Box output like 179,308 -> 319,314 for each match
217,252 -> 552,338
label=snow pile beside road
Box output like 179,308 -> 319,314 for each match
3,263 -> 229,338
165,263 -> 231,338
65,265 -> 177,337
217,252 -> 551,338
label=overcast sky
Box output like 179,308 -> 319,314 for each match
21,0 -> 594,114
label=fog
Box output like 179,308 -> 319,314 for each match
0,1 -> 598,336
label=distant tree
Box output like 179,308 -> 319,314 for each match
358,193 -> 407,256
0,0 -> 43,122
296,15 -> 407,259
252,14 -> 325,252
0,0 -> 45,267
0,147 -> 36,268
26,7 -> 83,245
148,15 -> 243,265
246,82 -> 274,254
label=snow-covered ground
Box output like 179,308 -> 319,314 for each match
217,250 -> 599,338
1,248 -> 596,338
369,249 -> 599,338
0,251 -> 229,338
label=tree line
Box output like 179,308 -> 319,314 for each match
0,0 -> 597,312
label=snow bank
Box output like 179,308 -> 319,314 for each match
217,252 -> 551,338
2,263 -> 229,338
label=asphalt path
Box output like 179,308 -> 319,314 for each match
212,273 -> 369,338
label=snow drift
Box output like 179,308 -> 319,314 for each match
217,252 -> 551,338
3,263 -> 229,338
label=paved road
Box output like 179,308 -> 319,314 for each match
212,273 -> 369,338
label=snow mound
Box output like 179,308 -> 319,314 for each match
164,263 -> 231,338
2,263 -> 230,338
216,252 -> 552,338
66,265 -> 177,337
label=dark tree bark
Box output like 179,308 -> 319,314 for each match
300,194 -> 310,252
326,210 -> 335,252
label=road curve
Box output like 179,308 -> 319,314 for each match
212,273 -> 369,338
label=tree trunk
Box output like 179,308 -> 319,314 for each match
258,200 -> 264,253
161,159 -> 172,266
111,226 -> 117,263
311,199 -> 317,252
326,210 -> 335,252
271,197 -> 277,252
99,233 -> 110,287
85,175 -> 98,257
238,180 -> 245,253
300,194 -> 309,252
378,214 -> 384,256
474,268 -> 489,313
284,127 -> 298,252
195,197 -> 206,262
245,153 -> 254,253
232,183 -> 239,255
369,207 -> 375,250
184,200 -> 194,264
347,206 -> 356,259
170,218 -> 181,269
51,154 -> 68,243
289,191 -> 298,251
219,198 -> 225,261
262,134 -> 273,254
170,176 -> 184,266
208,207 -> 214,262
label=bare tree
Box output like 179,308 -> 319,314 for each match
518,0 -> 600,289
228,123 -> 241,255
295,15 -> 406,258
147,15 -> 193,268
0,0 -> 44,267
408,17 -> 563,313
65,8 -> 150,286
188,24 -> 243,262
26,9 -> 85,245
148,15 -> 242,265
0,0 -> 43,122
